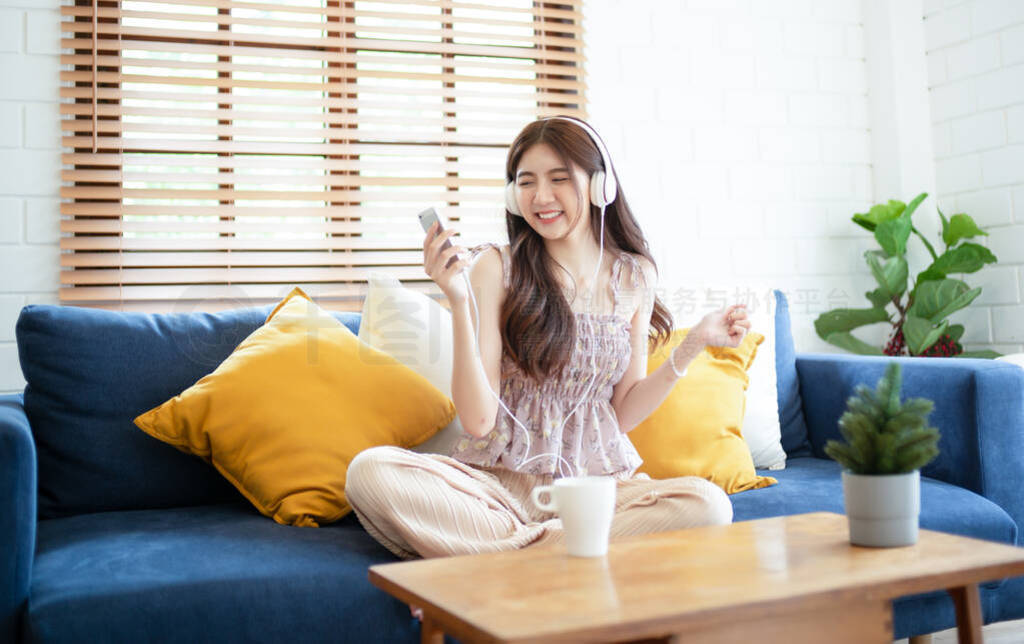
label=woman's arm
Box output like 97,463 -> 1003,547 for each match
610,258 -> 701,433
449,248 -> 505,438
610,259 -> 749,433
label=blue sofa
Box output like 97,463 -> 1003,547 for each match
3,293 -> 1023,643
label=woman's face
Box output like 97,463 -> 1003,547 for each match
513,142 -> 593,242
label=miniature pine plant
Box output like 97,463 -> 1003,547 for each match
824,362 -> 940,475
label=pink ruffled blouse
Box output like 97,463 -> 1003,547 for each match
449,243 -> 647,478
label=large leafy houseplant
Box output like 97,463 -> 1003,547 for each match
814,193 -> 999,358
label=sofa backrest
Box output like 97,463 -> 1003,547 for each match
16,304 -> 360,519
17,294 -> 805,520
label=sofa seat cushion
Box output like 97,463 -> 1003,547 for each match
27,502 -> 415,644
731,457 -> 1017,546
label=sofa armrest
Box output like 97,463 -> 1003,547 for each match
796,354 -> 1024,542
0,393 -> 35,643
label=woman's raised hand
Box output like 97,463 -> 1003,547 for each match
423,221 -> 470,304
691,303 -> 751,348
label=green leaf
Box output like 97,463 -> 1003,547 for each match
903,314 -> 949,356
851,214 -> 875,232
878,362 -> 902,416
825,441 -> 865,473
946,324 -> 965,342
865,288 -> 891,309
903,192 -> 928,220
942,213 -> 987,248
911,225 -> 940,263
891,427 -> 941,472
930,243 -> 998,275
852,201 -> 904,232
901,398 -> 936,418
957,350 -> 1002,359
913,268 -> 947,289
938,207 -> 950,243
866,252 -> 908,299
931,287 -> 981,323
815,307 -> 890,338
907,279 -> 981,324
875,211 -> 912,257
823,331 -> 885,355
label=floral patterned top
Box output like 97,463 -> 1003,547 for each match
449,243 -> 647,478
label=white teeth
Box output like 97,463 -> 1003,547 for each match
538,211 -> 561,220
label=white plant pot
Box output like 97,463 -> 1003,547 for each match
842,470 -> 920,547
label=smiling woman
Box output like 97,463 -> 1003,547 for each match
58,0 -> 587,312
342,116 -> 753,562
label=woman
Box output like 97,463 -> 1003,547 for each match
346,116 -> 750,561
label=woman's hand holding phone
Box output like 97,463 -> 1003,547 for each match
423,219 -> 470,305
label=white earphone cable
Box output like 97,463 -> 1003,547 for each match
464,204 -> 607,479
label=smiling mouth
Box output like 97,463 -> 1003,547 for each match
536,210 -> 563,221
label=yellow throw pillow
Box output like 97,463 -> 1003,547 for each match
630,329 -> 777,494
134,287 -> 455,527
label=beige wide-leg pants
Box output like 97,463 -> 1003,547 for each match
345,445 -> 733,560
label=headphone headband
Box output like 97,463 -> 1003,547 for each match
505,116 -> 617,216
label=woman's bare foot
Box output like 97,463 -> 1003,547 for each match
410,605 -> 423,621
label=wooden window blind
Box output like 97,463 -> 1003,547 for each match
59,0 -> 586,311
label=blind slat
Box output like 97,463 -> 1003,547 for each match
61,5 -> 583,36
70,22 -> 583,53
61,266 -> 428,285
58,209 -> 499,225
62,0 -> 582,21
60,121 -> 532,144
63,52 -> 582,78
61,250 -> 426,268
62,137 -> 525,153
60,85 -> 584,106
60,203 -> 503,218
58,281 -> 438,305
61,70 -> 585,91
61,153 -> 516,171
62,36 -> 585,63
62,167 -> 504,183
60,236 -> 496,251
61,185 -> 501,200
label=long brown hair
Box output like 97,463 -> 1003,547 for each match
500,117 -> 674,381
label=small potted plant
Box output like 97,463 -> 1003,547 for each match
825,362 -> 940,547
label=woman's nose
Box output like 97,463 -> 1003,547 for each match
533,180 -> 555,204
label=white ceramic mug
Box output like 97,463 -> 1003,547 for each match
531,476 -> 616,557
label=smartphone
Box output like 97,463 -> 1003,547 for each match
418,207 -> 459,269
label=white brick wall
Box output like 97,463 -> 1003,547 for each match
586,0 -> 875,353
926,0 -> 1024,354
0,0 -> 60,393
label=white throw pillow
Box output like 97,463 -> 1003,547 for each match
359,273 -> 463,455
996,353 -> 1024,369
741,299 -> 786,470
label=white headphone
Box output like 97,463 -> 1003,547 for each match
505,116 -> 618,216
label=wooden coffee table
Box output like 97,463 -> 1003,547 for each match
368,512 -> 1024,643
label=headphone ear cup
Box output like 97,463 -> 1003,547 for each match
505,182 -> 521,216
590,170 -> 607,208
